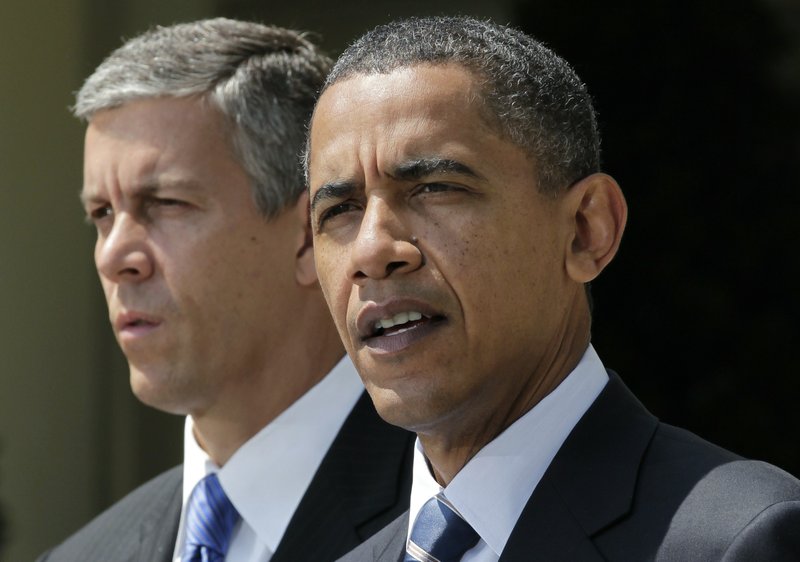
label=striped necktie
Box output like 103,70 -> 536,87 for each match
405,495 -> 480,562
183,473 -> 240,562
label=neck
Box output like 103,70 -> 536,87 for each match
420,294 -> 592,486
191,303 -> 345,466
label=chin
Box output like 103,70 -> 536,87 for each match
129,367 -> 189,415
365,383 -> 443,433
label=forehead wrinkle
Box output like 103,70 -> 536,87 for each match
359,135 -> 386,187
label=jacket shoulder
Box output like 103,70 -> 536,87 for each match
722,496 -> 800,561
567,376 -> 800,560
652,452 -> 800,560
38,465 -> 182,562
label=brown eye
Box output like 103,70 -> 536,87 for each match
89,205 -> 112,221
318,201 -> 359,225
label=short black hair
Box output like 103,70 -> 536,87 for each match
322,15 -> 601,194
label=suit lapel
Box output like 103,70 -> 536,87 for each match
501,479 -> 605,561
501,373 -> 658,561
137,466 -> 183,562
273,392 -> 414,561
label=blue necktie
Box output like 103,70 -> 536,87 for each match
405,495 -> 480,562
183,473 -> 240,562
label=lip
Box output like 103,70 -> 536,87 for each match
114,310 -> 162,339
354,298 -> 446,353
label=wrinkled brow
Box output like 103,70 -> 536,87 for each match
391,157 -> 483,181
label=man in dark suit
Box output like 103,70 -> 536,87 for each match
305,15 -> 800,561
39,18 -> 412,562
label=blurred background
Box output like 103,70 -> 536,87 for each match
1,0 -> 798,559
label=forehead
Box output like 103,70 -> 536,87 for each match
82,97 -> 242,196
308,64 -> 506,182
320,63 -> 483,118
84,96 -> 235,165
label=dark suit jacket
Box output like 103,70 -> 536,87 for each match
339,373 -> 800,561
39,391 -> 414,562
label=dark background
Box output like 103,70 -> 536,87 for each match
515,0 -> 800,474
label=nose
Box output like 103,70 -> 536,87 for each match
95,214 -> 154,283
347,197 -> 423,283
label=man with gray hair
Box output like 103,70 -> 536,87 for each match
39,18 -> 412,562
305,15 -> 800,561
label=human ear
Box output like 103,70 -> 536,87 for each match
564,173 -> 627,283
293,191 -> 318,287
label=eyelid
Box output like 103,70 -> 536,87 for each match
315,200 -> 360,228
415,181 -> 465,193
149,195 -> 183,204
145,196 -> 193,212
86,204 -> 112,221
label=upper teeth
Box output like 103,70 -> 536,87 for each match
374,311 -> 423,331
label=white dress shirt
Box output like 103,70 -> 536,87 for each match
407,344 -> 609,561
172,355 -> 364,562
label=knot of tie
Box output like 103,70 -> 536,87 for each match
405,495 -> 480,562
183,473 -> 240,562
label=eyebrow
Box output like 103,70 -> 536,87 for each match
390,157 -> 484,182
79,179 -> 199,207
310,157 -> 483,213
79,183 -> 156,208
310,179 -> 358,214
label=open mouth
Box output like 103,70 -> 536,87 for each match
364,310 -> 446,349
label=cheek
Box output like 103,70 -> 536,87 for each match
449,219 -> 553,322
94,241 -> 106,277
419,215 -> 483,281
99,278 -> 115,303
431,215 -> 512,285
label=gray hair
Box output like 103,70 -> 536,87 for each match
76,17 -> 331,217
314,16 -> 599,194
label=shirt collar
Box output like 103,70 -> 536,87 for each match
408,344 -> 609,557
181,354 -> 363,553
